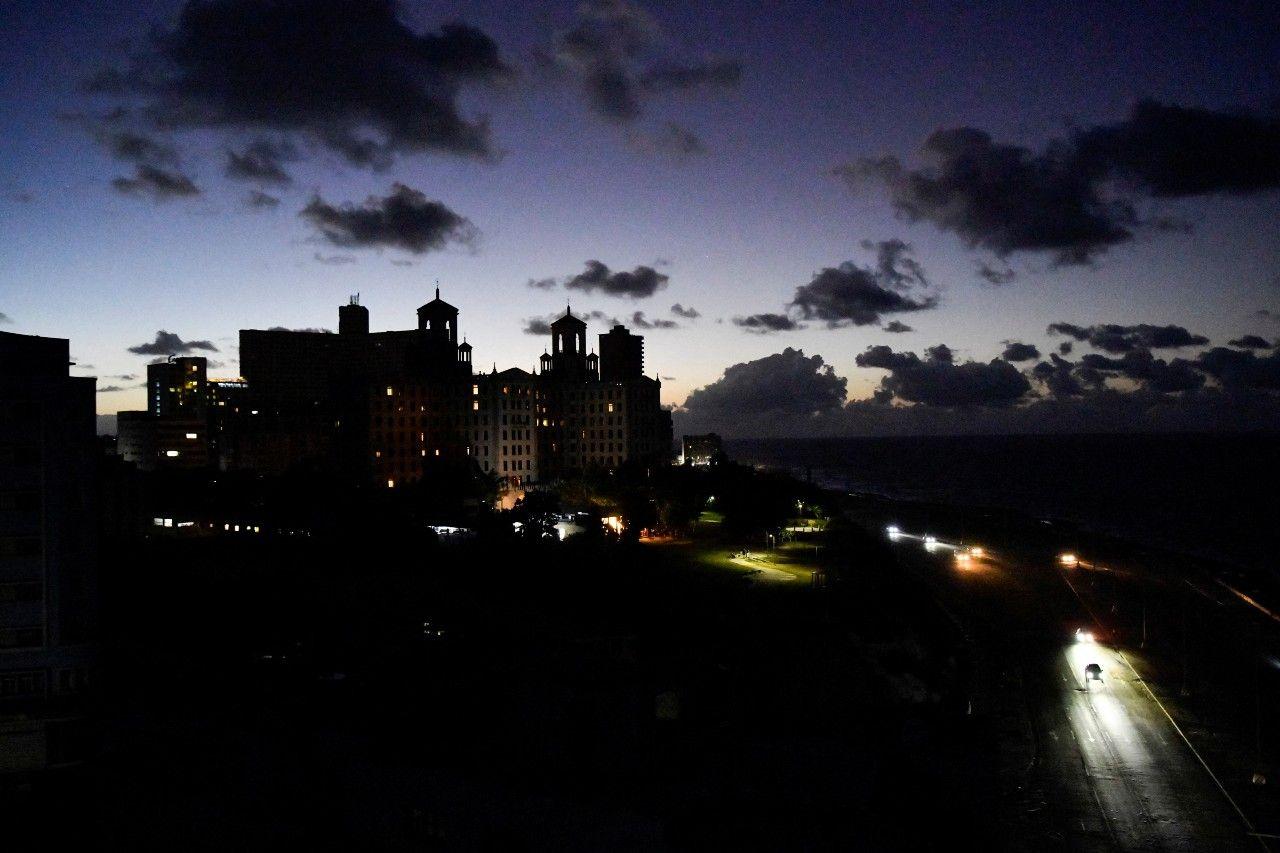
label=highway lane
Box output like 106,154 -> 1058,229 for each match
886,530 -> 1261,851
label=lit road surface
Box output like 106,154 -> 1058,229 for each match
885,528 -> 1262,851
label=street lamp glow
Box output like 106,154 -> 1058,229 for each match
968,546 -> 984,559
924,535 -> 937,551
886,525 -> 901,540
1059,552 -> 1079,567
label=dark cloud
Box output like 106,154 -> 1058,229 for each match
789,240 -> 938,327
313,252 -> 356,266
1078,350 -> 1206,393
96,385 -> 126,393
523,318 -> 553,336
564,260 -> 668,298
1228,335 -> 1273,349
924,343 -> 954,364
225,139 -> 294,185
1031,354 -> 1085,397
0,312 -> 11,323
246,190 -> 280,208
976,260 -> 1017,285
682,348 -> 846,419
733,313 -> 801,332
855,344 -> 1031,407
838,100 -> 1280,265
1194,347 -> 1280,392
88,0 -> 510,166
1001,341 -> 1041,362
1258,309 -> 1280,323
670,303 -> 700,319
527,277 -> 558,290
882,320 -> 913,333
103,129 -> 178,165
300,183 -> 476,254
1058,341 -> 1073,355
1047,322 -> 1209,353
127,330 -> 218,355
541,0 -> 739,129
111,165 -> 200,199
1072,100 -> 1280,197
629,311 -> 677,329
390,259 -> 415,267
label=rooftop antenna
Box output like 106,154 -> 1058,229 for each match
349,293 -> 360,305
435,279 -> 440,300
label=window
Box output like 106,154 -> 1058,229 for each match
0,582 -> 41,603
165,450 -> 180,457
0,670 -> 45,699
386,386 -> 394,396
0,537 -> 41,558
186,432 -> 198,439
0,628 -> 43,650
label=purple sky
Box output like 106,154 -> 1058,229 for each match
2,0 -> 1278,434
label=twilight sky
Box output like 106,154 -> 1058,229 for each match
2,0 -> 1279,435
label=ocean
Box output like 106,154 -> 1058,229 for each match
725,434 -> 1279,576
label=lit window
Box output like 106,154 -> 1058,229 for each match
472,400 -> 479,410
386,386 -> 394,396
387,479 -> 395,488
434,448 -> 440,457
165,450 -> 180,457
472,385 -> 479,395
608,403 -> 614,413
185,432 -> 197,439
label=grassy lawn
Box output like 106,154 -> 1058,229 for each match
643,536 -> 820,586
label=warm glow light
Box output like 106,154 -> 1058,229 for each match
968,546 -> 984,558
955,551 -> 971,567
165,450 -> 180,457
1059,552 -> 1078,567
387,479 -> 395,488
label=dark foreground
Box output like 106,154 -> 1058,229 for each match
2,522 -> 990,851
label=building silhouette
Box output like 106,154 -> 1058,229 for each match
0,331 -> 97,771
115,355 -> 248,471
235,294 -> 672,494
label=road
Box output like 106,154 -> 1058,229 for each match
887,529 -> 1263,852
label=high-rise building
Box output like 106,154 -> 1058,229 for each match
599,325 -> 643,382
117,355 -> 229,470
0,331 -> 97,772
147,356 -> 207,418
